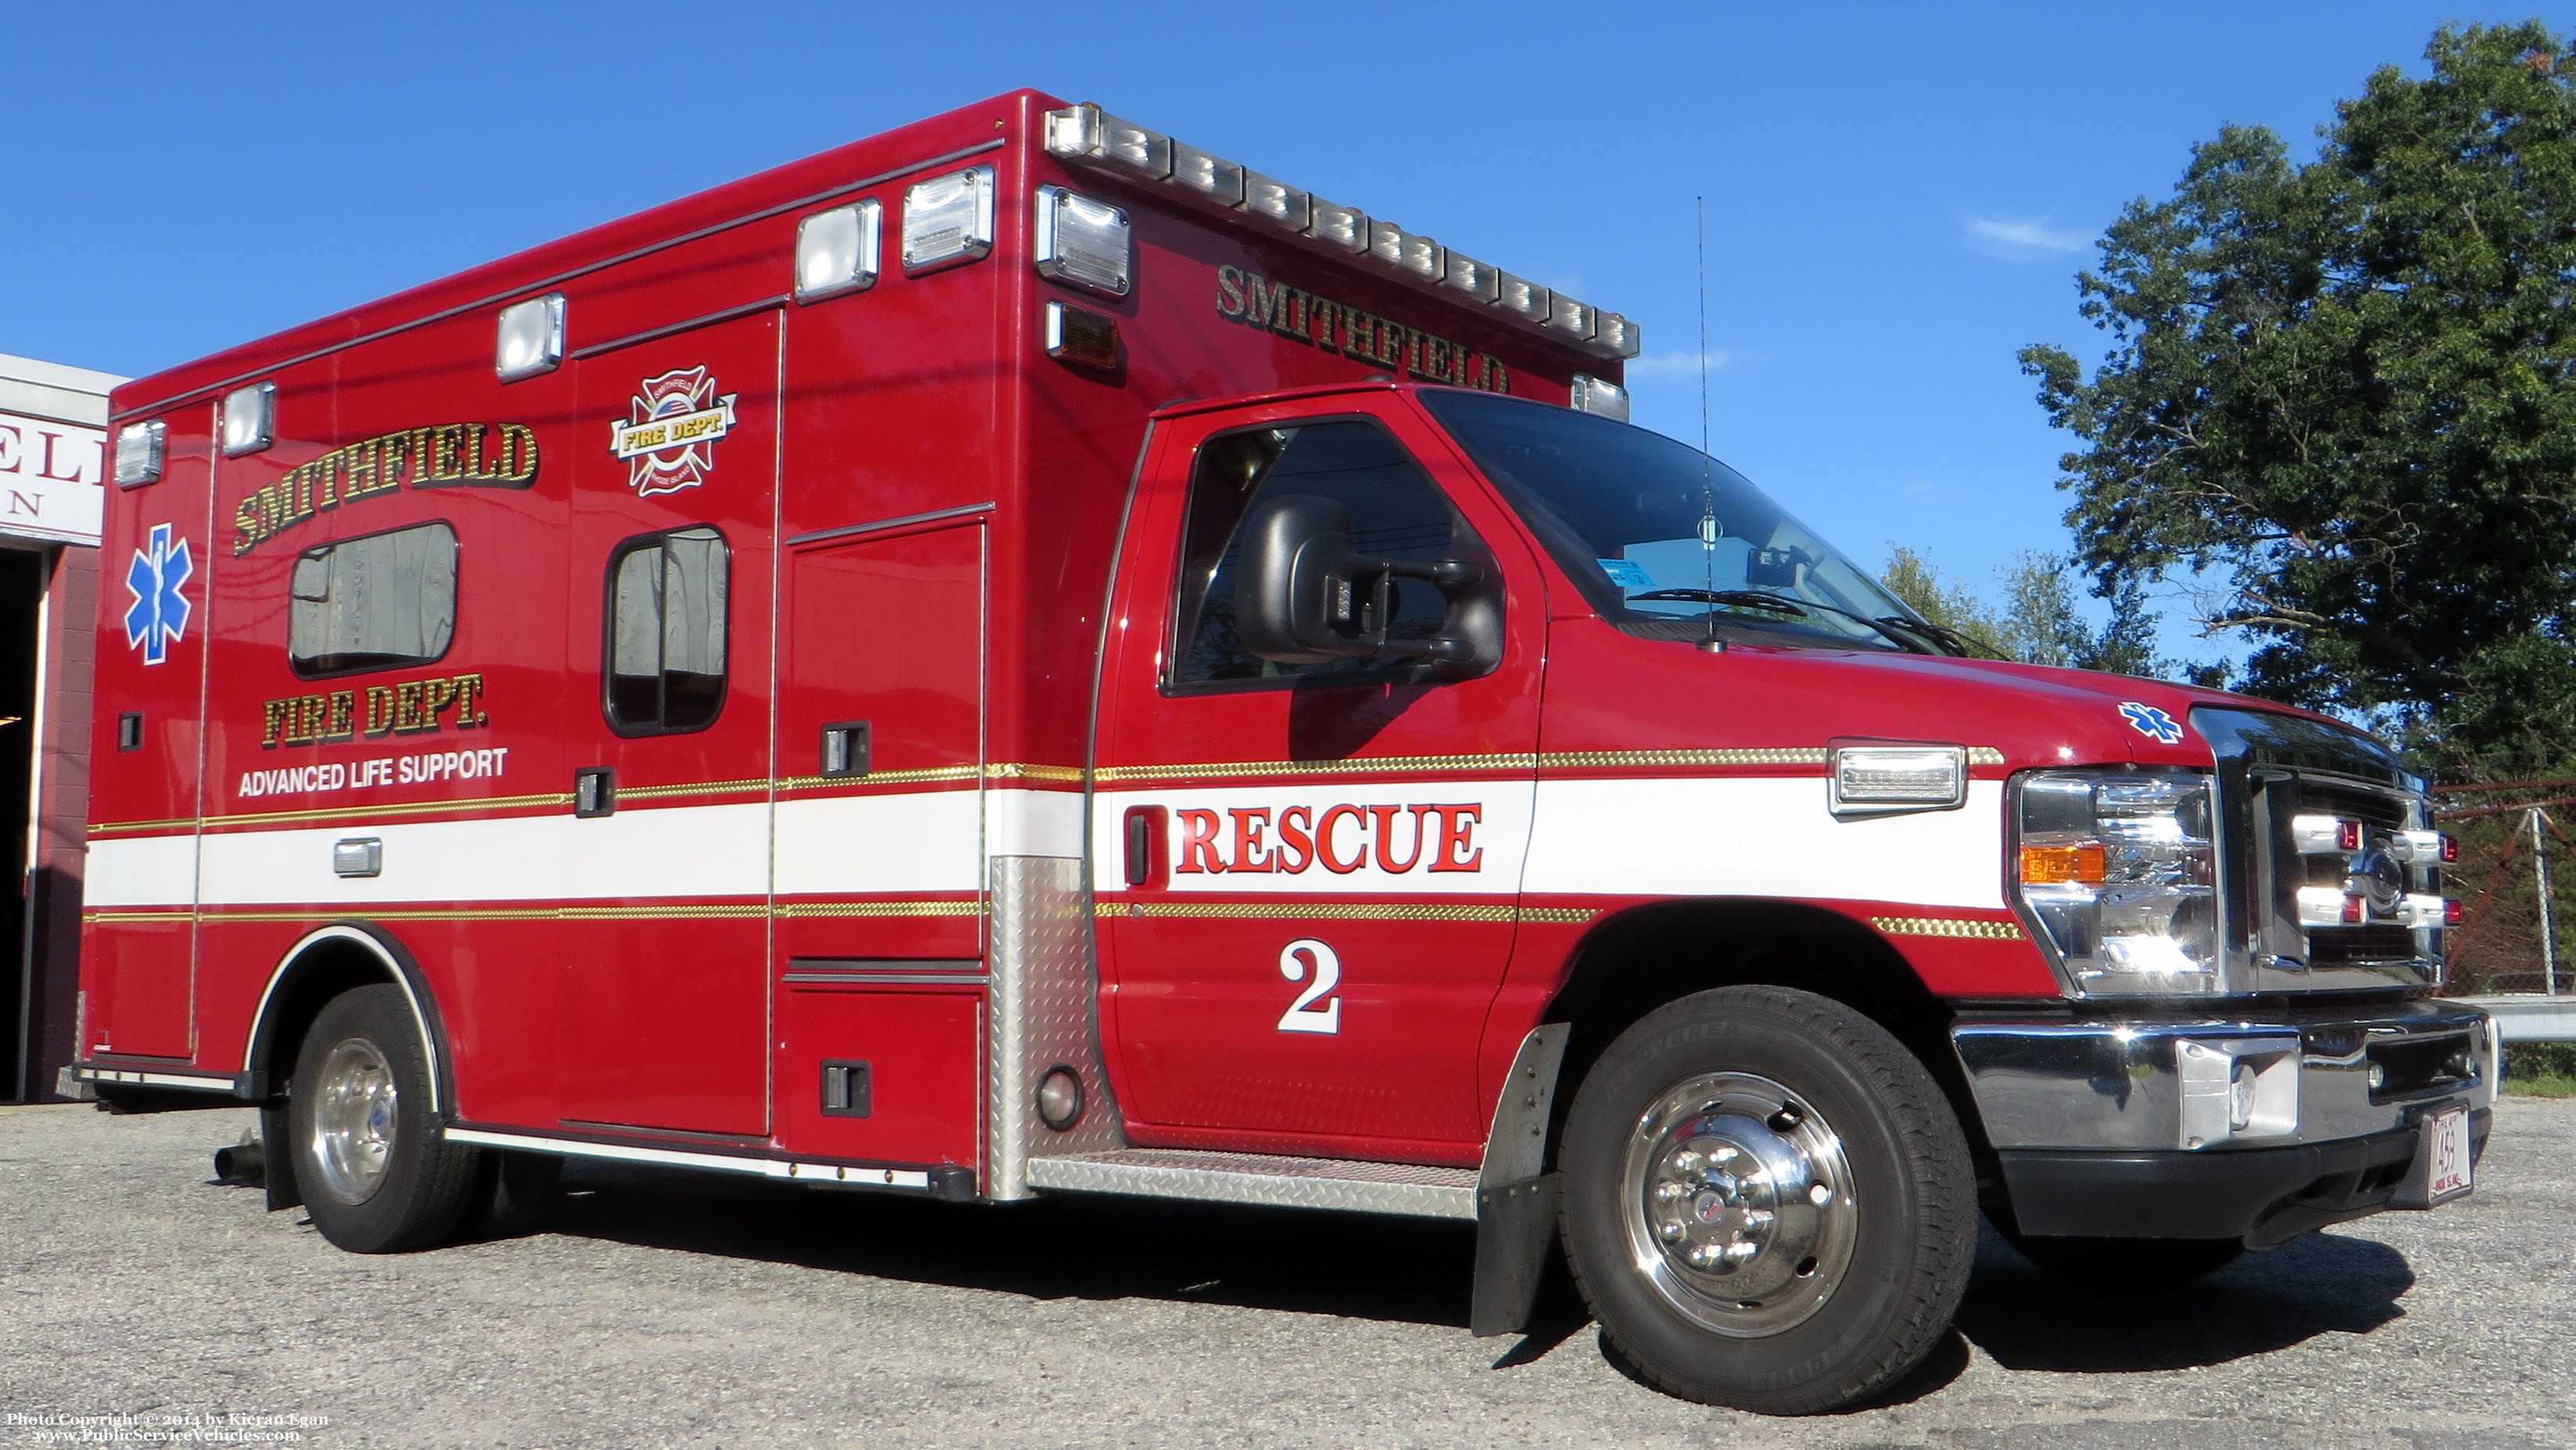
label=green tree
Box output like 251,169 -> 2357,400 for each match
1880,547 -> 2175,675
2021,22 -> 2576,775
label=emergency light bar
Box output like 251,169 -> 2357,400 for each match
1043,103 -> 1641,363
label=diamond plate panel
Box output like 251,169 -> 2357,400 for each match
1025,1147 -> 1479,1220
986,855 -> 1126,1200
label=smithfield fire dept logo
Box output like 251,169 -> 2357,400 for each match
608,366 -> 737,497
123,523 -> 193,666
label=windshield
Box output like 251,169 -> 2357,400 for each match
1418,390 -> 1941,653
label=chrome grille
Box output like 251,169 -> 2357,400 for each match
2196,707 -> 2442,993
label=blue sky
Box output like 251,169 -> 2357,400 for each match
1,3 -> 2520,664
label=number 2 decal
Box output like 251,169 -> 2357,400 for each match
1277,937 -> 1342,1034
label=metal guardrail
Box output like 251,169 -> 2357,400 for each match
2454,995 -> 2576,1043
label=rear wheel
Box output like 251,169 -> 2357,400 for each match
288,984 -> 478,1253
1560,986 -> 1976,1415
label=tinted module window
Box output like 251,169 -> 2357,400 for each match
1171,419 -> 1478,687
606,526 -> 729,733
289,521 -> 458,677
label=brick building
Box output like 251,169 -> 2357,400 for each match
0,352 -> 121,1101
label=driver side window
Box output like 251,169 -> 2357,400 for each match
1169,419 -> 1479,689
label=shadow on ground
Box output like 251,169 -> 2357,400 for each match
480,1161 -> 2415,1391
1955,1219 -> 2412,1373
546,1158 -> 1484,1329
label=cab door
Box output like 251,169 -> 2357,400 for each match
557,313 -> 780,1137
1093,396 -> 1544,1155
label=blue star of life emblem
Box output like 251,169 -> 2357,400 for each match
2118,701 -> 2185,745
124,523 -> 194,666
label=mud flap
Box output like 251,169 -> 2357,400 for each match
1470,1171 -> 1562,1337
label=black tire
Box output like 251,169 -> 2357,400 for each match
2004,1232 -> 2244,1286
1559,985 -> 1976,1415
459,1150 -> 562,1240
287,984 -> 479,1253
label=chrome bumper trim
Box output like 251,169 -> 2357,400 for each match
1954,1000 -> 2495,1152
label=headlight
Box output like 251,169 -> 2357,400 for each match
2014,769 -> 2219,996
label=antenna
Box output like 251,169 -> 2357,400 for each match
1697,196 -> 1722,652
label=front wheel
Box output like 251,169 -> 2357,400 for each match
288,984 -> 479,1253
1560,985 -> 1976,1415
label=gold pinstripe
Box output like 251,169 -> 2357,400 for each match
86,899 -> 986,925
1094,901 -> 1595,925
1869,916 -> 2026,941
90,763 -> 1083,837
88,747 -> 2007,835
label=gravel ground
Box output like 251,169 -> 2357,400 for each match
1,1096 -> 2569,1449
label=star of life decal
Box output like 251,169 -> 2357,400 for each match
608,365 -> 737,497
2118,701 -> 2186,745
123,523 -> 193,666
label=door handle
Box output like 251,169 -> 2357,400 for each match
1122,805 -> 1166,888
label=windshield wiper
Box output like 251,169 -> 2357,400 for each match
1871,616 -> 1989,659
1630,588 -> 1809,615
1629,588 -> 1944,655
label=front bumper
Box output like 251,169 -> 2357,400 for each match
1954,999 -> 2494,1246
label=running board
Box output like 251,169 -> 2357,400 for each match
1024,1148 -> 1479,1220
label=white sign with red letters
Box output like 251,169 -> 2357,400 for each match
0,408 -> 104,546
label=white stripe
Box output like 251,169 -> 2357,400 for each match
92,789 -> 1023,908
774,790 -> 983,894
85,834 -> 199,907
984,788 -> 1083,858
1524,776 -> 2006,909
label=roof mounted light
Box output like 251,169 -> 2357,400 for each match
1546,294 -> 1598,341
1569,376 -> 1629,423
903,165 -> 996,274
1242,172 -> 1310,230
794,200 -> 881,302
1367,221 -> 1444,281
1441,253 -> 1502,303
1593,312 -> 1644,359
114,419 -> 166,488
1043,103 -> 1169,178
495,293 -> 565,382
1307,198 -> 1367,252
221,383 -> 275,457
1034,186 -> 1133,297
1036,100 -> 1641,358
1496,273 -> 1551,322
1169,142 -> 1243,204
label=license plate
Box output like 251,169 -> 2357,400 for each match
2424,1104 -> 2473,1204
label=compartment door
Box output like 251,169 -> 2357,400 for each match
81,401 -> 218,1060
771,519 -> 986,1164
557,313 -> 780,1137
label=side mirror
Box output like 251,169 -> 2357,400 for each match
1236,494 -> 1498,672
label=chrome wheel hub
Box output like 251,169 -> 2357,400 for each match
1619,1070 -> 1857,1337
308,1037 -> 398,1206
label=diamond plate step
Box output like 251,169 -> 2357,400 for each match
1024,1148 -> 1479,1219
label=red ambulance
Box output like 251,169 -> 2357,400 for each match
69,91 -> 2494,1414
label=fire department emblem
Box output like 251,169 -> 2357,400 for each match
607,366 -> 737,497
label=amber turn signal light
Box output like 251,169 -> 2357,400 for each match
2019,844 -> 2106,884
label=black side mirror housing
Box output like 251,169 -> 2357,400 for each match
1236,493 -> 1500,674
